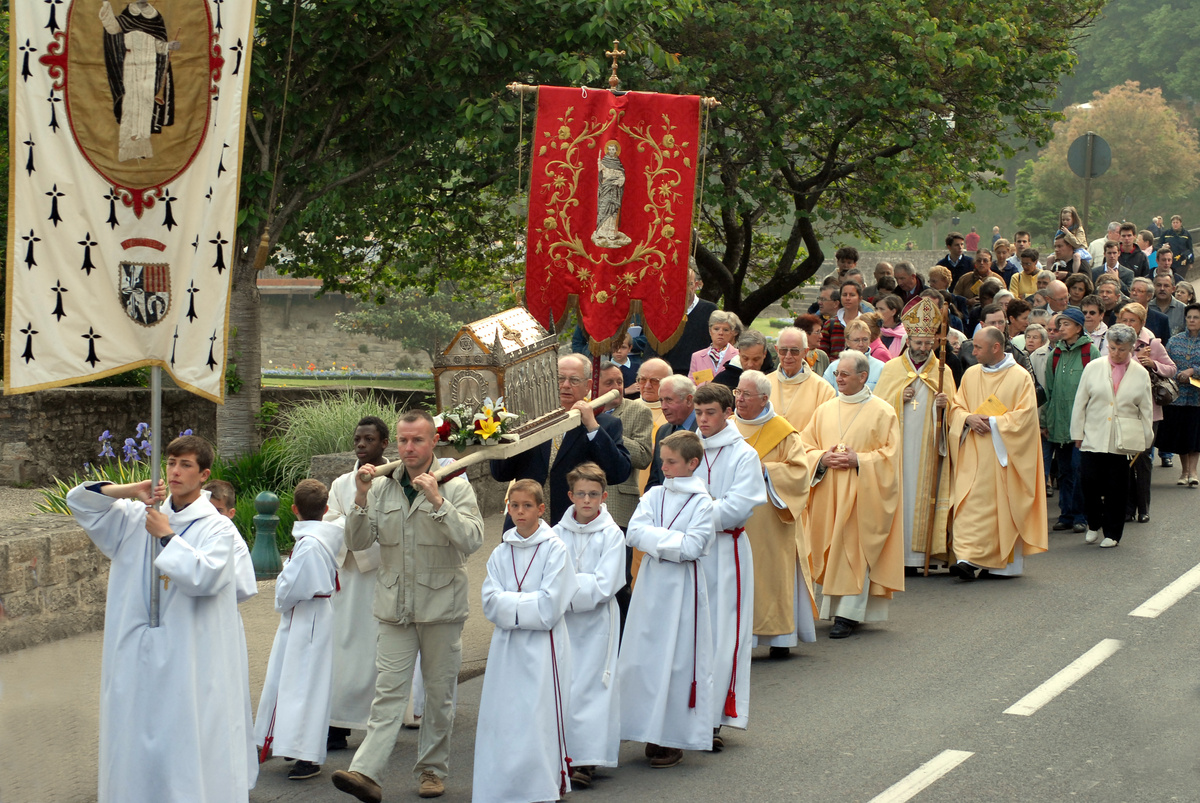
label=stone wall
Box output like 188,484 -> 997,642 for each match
0,515 -> 106,654
0,387 -> 433,487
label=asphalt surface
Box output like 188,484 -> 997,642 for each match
3,469 -> 1198,803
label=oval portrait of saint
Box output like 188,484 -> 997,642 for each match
66,0 -> 213,191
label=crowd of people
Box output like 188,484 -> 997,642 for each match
62,213 -> 1199,803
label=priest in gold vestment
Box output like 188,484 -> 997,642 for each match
873,299 -> 956,570
947,327 -> 1049,581
767,327 -> 836,433
732,370 -> 813,658
800,352 -> 905,639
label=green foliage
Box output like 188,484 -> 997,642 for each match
231,489 -> 297,554
334,287 -> 503,360
255,401 -> 281,431
358,343 -> 370,354
270,390 -> 415,487
642,0 -> 1102,322
78,368 -> 152,388
36,461 -> 155,515
1014,82 -> 1200,239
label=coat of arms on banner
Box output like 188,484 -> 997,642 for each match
120,262 -> 171,326
524,87 -> 701,354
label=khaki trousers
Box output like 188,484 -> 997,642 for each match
349,620 -> 463,782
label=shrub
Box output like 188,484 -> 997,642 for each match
358,343 -> 370,354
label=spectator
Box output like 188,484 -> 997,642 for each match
1008,231 -> 1041,274
964,226 -> 981,251
894,261 -> 927,305
1037,270 -> 1055,292
1176,281 -> 1197,305
1057,206 -> 1088,252
835,246 -> 860,278
1044,307 -> 1097,534
794,313 -> 830,377
953,248 -> 1006,306
1089,221 -> 1122,264
937,232 -> 974,285
860,312 -> 892,363
657,261 -> 719,376
1007,298 -> 1032,341
1095,275 -> 1125,326
863,261 -> 894,303
1159,215 -> 1194,269
1009,247 -> 1042,298
992,225 -> 1002,246
1051,231 -> 1086,278
1113,222 -> 1150,278
1079,294 -> 1109,357
1045,280 -> 1071,315
1023,323 -> 1048,355
1070,324 -> 1154,547
1158,304 -> 1200,486
1138,230 -> 1159,271
1128,277 -> 1171,343
713,329 -> 775,389
1149,216 -> 1165,240
818,278 -> 865,360
994,238 -> 1017,286
876,295 -> 907,358
1156,246 -> 1187,285
688,310 -> 742,384
1065,273 -> 1093,307
1092,240 -> 1134,295
821,318 -> 885,391
1115,303 -> 1177,521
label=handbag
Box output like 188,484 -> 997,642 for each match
1113,414 -> 1148,456
1149,372 -> 1180,407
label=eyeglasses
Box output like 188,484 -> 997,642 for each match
571,491 -> 603,500
732,389 -> 766,398
557,375 -> 586,386
776,347 -> 803,356
1083,310 -> 1100,316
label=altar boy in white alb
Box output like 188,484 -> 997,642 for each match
619,431 -> 716,768
66,436 -> 254,803
474,480 -> 579,803
553,463 -> 626,788
256,479 -> 345,780
692,383 -> 767,747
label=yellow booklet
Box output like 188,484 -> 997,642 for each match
1191,377 -> 1200,389
973,394 -> 1008,417
692,368 -> 714,385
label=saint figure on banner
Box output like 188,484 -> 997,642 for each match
100,0 -> 181,162
592,140 -> 632,248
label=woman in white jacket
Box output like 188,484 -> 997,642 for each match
1071,325 -> 1155,548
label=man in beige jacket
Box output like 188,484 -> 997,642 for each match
332,410 -> 484,802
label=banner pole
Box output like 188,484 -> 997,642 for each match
149,366 -> 163,628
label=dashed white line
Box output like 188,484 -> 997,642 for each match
1004,638 -> 1122,716
867,749 -> 974,803
1129,563 -> 1200,618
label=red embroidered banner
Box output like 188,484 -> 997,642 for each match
525,87 -> 701,354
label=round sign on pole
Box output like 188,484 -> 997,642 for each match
1067,134 -> 1112,179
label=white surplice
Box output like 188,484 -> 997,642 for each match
697,424 -> 767,731
553,504 -> 626,768
66,484 -> 253,803
619,476 -> 716,750
254,520 -> 344,764
474,522 -> 579,803
229,517 -> 259,789
324,465 -> 382,729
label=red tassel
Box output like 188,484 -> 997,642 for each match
335,571 -> 341,592
258,736 -> 272,764
688,680 -> 697,709
724,689 -> 738,719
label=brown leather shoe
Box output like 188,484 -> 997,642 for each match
650,747 -> 684,768
418,770 -> 445,798
645,742 -> 667,759
331,770 -> 382,803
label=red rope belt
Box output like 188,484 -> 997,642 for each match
723,526 -> 745,720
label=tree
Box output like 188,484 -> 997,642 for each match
333,288 -> 506,362
638,0 -> 1101,322
223,0 -> 692,455
1014,82 -> 1200,240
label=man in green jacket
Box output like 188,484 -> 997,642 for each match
1043,307 -> 1096,534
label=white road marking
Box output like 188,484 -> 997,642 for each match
867,749 -> 974,803
1129,563 -> 1200,618
1004,638 -> 1122,716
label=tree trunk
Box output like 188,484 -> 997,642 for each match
216,249 -> 262,457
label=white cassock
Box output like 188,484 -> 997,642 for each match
66,484 -> 253,803
619,476 -> 716,751
324,465 -> 382,729
697,425 -> 767,731
554,504 -> 626,768
474,522 -> 578,803
229,516 -> 259,789
254,520 -> 344,764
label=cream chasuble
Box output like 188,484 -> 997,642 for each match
874,355 -> 957,567
767,368 -> 836,433
947,359 -> 1049,571
800,393 -> 905,617
734,407 -> 815,644
638,402 -> 668,492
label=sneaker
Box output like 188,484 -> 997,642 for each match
288,761 -> 321,780
332,770 -> 383,803
1161,456 -> 1174,467
1084,529 -> 1101,544
650,748 -> 684,768
418,770 -> 445,798
1099,537 -> 1119,548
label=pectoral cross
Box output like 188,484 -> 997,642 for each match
159,574 -> 170,590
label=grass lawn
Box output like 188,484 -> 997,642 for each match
262,376 -> 434,390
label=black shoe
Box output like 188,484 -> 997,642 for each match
1162,457 -> 1174,468
1138,514 -> 1150,523
711,727 -> 724,752
1125,513 -> 1135,522
1052,521 -> 1073,531
327,727 -> 350,752
829,616 -> 857,639
950,562 -> 977,582
289,760 -> 321,780
1072,523 -> 1087,533
768,646 -> 791,659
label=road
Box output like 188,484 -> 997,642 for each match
3,469 -> 1198,803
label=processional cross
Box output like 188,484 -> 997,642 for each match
605,40 -> 626,90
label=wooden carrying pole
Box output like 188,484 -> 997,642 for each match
923,306 -> 949,577
360,390 -> 621,485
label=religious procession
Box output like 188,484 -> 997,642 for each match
4,1 -> 1200,802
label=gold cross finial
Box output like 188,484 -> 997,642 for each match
605,40 -> 626,90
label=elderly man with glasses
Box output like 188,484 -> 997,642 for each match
489,354 -> 631,524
